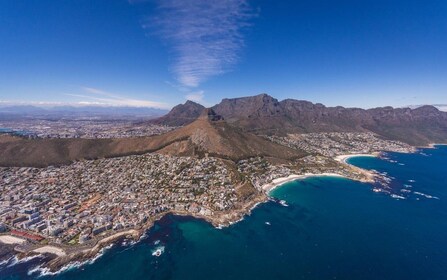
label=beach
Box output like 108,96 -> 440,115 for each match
262,173 -> 345,193
0,154 -> 384,274
334,153 -> 378,164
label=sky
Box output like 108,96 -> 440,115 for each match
0,0 -> 446,109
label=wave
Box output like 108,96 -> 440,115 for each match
0,257 -> 12,268
28,244 -> 114,277
6,254 -> 44,268
151,245 -> 165,257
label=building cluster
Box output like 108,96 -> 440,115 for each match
0,119 -> 175,139
237,157 -> 292,190
0,153 -> 237,245
0,131 -> 420,248
294,155 -> 370,181
267,132 -> 415,157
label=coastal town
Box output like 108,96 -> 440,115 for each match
0,130 -> 423,272
0,154 -> 242,245
267,132 -> 416,157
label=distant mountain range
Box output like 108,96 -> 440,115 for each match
151,93 -> 447,146
0,105 -> 168,119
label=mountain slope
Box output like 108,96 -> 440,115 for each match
156,108 -> 305,160
0,109 -> 306,167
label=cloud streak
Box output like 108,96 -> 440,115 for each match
146,0 -> 255,88
185,90 -> 205,103
65,87 -> 170,108
1,87 -> 170,109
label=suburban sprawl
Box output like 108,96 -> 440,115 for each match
0,128 -> 421,272
0,119 -> 175,139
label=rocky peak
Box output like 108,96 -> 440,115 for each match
198,108 -> 224,122
150,100 -> 205,126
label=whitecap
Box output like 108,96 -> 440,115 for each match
390,194 -> 406,200
279,200 -> 289,207
151,246 -> 165,257
28,243 -> 114,277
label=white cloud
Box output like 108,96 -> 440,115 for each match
407,104 -> 447,112
0,100 -> 69,107
81,87 -> 111,96
63,87 -> 169,108
185,90 -> 204,103
434,105 -> 447,112
1,87 -> 170,109
145,0 -> 255,88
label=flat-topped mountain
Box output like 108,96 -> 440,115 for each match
153,93 -> 447,145
0,108 -> 305,167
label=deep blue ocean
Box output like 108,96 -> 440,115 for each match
1,145 -> 447,280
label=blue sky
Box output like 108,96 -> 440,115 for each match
0,0 -> 446,109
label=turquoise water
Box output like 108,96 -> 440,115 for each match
1,146 -> 446,279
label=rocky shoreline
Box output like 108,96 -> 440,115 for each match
2,191 -> 268,275
1,150 -> 419,275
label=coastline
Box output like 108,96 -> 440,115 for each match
0,153 -> 392,276
261,173 -> 345,194
425,143 -> 447,148
334,153 -> 378,164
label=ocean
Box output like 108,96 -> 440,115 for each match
1,145 -> 446,280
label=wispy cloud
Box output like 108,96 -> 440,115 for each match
63,87 -> 169,108
0,87 -> 170,108
185,90 -> 204,103
433,104 -> 447,111
143,0 -> 255,88
407,104 -> 447,112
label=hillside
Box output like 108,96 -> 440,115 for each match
156,108 -> 305,160
0,109 -> 306,167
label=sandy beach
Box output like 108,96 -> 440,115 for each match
334,153 -> 378,164
0,235 -> 27,245
262,173 -> 345,193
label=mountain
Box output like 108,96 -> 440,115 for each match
2,94 -> 446,167
155,108 -> 304,160
150,100 -> 205,126
155,94 -> 447,146
364,105 -> 447,145
0,108 -> 306,167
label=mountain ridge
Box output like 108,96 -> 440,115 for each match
152,93 -> 447,145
